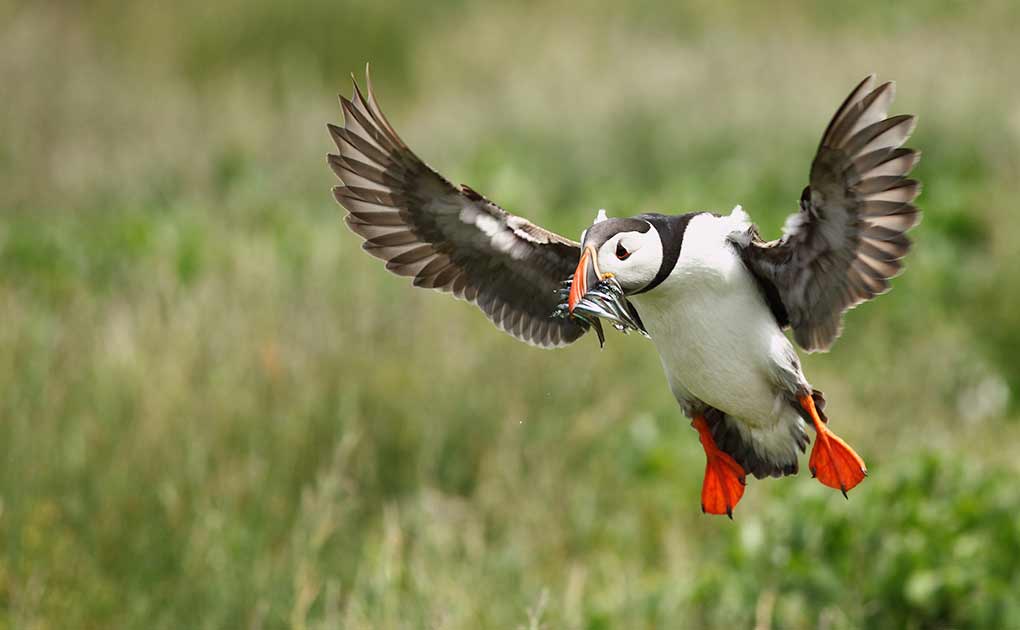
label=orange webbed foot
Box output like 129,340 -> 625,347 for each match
799,395 -> 867,497
692,416 -> 746,518
702,447 -> 747,518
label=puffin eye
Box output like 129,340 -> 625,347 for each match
615,241 -> 631,260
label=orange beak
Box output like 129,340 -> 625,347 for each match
568,245 -> 604,313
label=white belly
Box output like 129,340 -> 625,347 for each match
630,225 -> 795,428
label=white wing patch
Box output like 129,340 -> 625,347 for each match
472,212 -> 501,236
507,216 -> 546,243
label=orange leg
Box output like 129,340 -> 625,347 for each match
799,394 -> 867,497
691,415 -> 746,518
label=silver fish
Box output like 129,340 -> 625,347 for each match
553,275 -> 648,346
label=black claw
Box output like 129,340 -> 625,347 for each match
701,503 -> 706,514
810,466 -> 817,478
841,485 -> 849,500
738,476 -> 747,486
726,507 -> 733,520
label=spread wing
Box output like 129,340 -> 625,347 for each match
327,71 -> 588,348
739,75 -> 921,352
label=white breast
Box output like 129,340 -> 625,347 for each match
631,211 -> 798,428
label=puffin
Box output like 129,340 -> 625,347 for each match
327,72 -> 920,517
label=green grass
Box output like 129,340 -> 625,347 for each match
2,1 -> 1020,628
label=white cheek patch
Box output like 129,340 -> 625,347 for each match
600,230 -> 662,291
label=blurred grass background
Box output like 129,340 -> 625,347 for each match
2,0 -> 1020,628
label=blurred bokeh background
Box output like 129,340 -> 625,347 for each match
2,1 -> 1019,628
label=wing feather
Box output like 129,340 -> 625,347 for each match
328,70 -> 588,348
738,76 -> 921,352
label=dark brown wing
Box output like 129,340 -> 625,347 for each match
739,75 -> 921,352
327,71 -> 588,348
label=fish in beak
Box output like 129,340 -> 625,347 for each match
559,245 -> 648,342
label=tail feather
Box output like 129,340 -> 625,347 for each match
705,390 -> 825,479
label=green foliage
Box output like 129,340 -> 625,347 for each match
695,455 -> 1020,629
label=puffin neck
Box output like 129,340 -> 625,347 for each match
633,212 -> 699,295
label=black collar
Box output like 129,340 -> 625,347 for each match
633,212 -> 698,295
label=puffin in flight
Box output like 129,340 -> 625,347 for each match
327,73 -> 920,517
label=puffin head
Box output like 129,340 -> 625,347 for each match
568,210 -> 664,312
